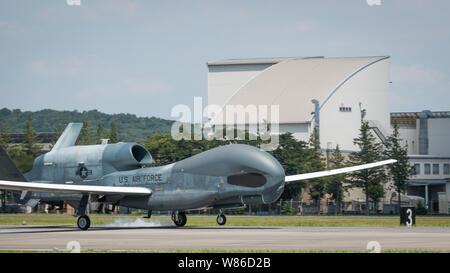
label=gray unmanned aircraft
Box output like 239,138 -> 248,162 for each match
0,123 -> 395,230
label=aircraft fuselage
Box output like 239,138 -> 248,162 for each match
24,144 -> 286,212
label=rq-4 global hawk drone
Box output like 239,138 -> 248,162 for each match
0,123 -> 395,230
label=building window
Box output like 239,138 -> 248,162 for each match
414,164 -> 420,175
433,164 -> 440,175
339,106 -> 352,112
444,164 -> 449,175
424,164 -> 431,175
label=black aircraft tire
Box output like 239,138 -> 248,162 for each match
179,213 -> 187,226
217,214 -> 226,225
172,212 -> 187,227
77,215 -> 91,230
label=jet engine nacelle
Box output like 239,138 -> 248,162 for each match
102,143 -> 153,172
28,142 -> 153,182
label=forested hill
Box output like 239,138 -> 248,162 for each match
0,108 -> 174,142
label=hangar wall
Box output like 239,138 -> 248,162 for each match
428,118 -> 450,156
207,63 -> 272,107
278,123 -> 310,143
319,58 -> 390,151
397,126 -> 418,154
206,56 -> 391,152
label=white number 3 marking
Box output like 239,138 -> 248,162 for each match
406,208 -> 413,227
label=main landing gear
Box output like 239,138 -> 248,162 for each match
171,211 -> 187,227
76,194 -> 91,231
216,210 -> 226,225
170,210 -> 227,226
77,215 -> 91,230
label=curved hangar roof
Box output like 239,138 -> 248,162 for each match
209,56 -> 389,124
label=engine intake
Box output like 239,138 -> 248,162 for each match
103,143 -> 153,171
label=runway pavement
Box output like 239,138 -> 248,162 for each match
1,225 -> 450,252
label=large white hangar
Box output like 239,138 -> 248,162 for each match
207,56 -> 391,152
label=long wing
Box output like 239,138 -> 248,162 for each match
285,159 -> 396,182
0,180 -> 151,196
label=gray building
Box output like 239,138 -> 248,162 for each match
8,132 -> 57,152
392,111 -> 450,213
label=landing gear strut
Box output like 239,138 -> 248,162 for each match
143,210 -> 152,219
217,210 -> 226,225
76,194 -> 91,230
171,211 -> 187,227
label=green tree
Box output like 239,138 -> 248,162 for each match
77,120 -> 92,145
368,184 -> 384,214
50,123 -> 63,147
109,122 -> 118,144
0,107 -> 174,142
10,148 -> 32,174
22,116 -> 41,157
305,127 -> 326,215
0,120 -> 11,149
0,121 -> 10,208
348,120 -> 386,215
416,201 -> 427,215
9,116 -> 41,173
96,122 -> 104,144
50,123 -> 63,148
383,124 -> 415,210
281,202 -> 295,215
145,134 -> 187,166
325,145 -> 348,215
271,133 -> 308,200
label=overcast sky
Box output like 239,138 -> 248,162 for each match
0,0 -> 449,120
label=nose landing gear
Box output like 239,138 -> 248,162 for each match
171,211 -> 187,227
143,210 -> 152,219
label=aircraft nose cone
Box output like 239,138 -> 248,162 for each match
251,148 -> 285,204
172,144 -> 285,204
263,153 -> 285,180
261,155 -> 285,204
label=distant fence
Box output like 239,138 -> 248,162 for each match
2,199 -> 448,215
